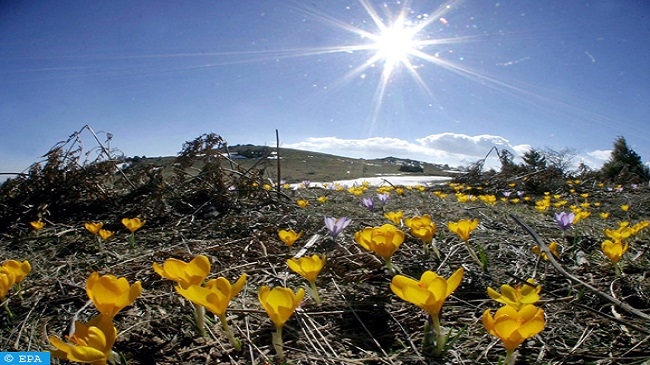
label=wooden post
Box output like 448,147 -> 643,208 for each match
276,129 -> 281,195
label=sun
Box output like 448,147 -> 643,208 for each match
289,0 -> 474,130
374,17 -> 416,67
332,0 -> 460,126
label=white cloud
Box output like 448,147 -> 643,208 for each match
285,133 -> 525,168
416,133 -> 513,157
587,149 -> 611,161
512,144 -> 532,156
579,149 -> 611,169
285,133 -> 611,171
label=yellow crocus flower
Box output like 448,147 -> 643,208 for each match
573,210 -> 591,225
455,193 -> 470,203
278,229 -> 303,246
259,285 -> 305,359
86,272 -> 142,319
631,220 -> 650,235
84,222 -> 103,235
621,204 -> 630,212
404,215 -> 436,243
30,220 -> 45,231
287,255 -> 326,305
98,229 -> 114,240
447,219 -> 479,242
175,274 -> 247,349
535,200 -> 550,212
604,226 -> 632,242
482,304 -> 545,353
384,211 -> 403,225
317,196 -> 327,204
49,315 -> 117,365
601,239 -> 628,264
121,217 -> 145,233
258,286 -> 305,328
487,278 -> 541,310
532,241 -> 560,261
354,224 -> 405,262
0,271 -> 14,299
153,255 -> 211,289
553,200 -> 567,208
296,199 -> 309,208
2,260 -> 31,284
478,194 -> 497,205
390,268 -> 464,318
286,255 -> 325,284
175,274 -> 247,318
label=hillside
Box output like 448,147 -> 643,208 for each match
129,144 -> 453,185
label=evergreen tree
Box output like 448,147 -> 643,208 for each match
522,149 -> 547,171
600,136 -> 650,183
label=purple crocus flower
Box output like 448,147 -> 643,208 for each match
516,190 -> 525,197
554,212 -> 575,231
324,216 -> 352,238
302,180 -> 311,188
502,191 -> 512,198
377,193 -> 390,204
361,197 -> 375,211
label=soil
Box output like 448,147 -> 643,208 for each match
1,150 -> 649,365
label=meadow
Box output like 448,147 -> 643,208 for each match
0,132 -> 649,365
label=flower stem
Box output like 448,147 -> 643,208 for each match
384,257 -> 400,275
193,302 -> 206,337
430,239 -> 441,260
464,240 -> 483,269
504,349 -> 515,365
431,314 -> 446,357
3,300 -> 13,319
129,233 -> 136,249
309,281 -> 322,306
614,262 -> 623,276
218,313 -> 242,350
272,325 -> 285,361
422,318 -> 433,353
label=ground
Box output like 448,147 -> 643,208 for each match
0,146 -> 649,365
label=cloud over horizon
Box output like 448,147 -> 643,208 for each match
285,133 -> 609,170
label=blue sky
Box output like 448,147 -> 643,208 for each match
1,0 -> 649,176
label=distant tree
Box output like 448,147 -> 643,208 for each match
498,148 -> 519,175
522,149 -> 547,171
600,136 -> 650,183
543,147 -> 576,173
399,164 -> 424,173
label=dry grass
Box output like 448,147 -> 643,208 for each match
0,132 -> 649,365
